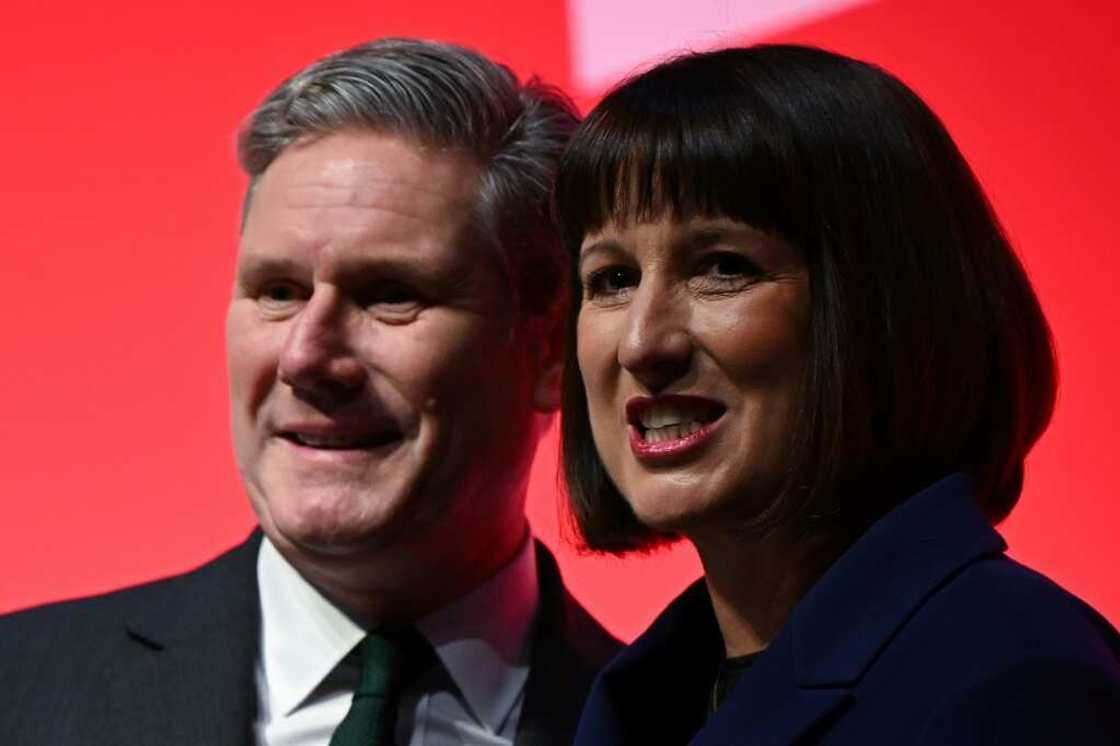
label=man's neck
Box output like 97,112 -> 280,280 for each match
271,516 -> 531,626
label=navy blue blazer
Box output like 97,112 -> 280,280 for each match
575,475 -> 1120,745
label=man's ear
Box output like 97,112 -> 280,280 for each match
533,356 -> 562,412
525,307 -> 565,413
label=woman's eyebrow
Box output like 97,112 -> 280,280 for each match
579,238 -> 627,265
679,226 -> 733,251
681,221 -> 766,248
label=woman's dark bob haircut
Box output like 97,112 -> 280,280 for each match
556,45 -> 1057,553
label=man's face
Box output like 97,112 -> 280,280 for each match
227,131 -> 551,563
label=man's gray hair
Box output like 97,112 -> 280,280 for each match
237,38 -> 579,316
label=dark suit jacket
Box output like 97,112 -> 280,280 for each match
0,533 -> 620,745
575,474 -> 1120,745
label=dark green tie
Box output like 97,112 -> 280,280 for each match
329,625 -> 434,746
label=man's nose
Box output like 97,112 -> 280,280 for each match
278,287 -> 364,402
617,282 -> 693,392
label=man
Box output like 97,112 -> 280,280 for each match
1,39 -> 619,745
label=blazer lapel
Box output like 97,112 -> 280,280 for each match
789,474 -> 1006,688
581,474 -> 1008,746
104,532 -> 262,746
574,582 -> 725,745
693,632 -> 851,746
698,474 -> 1006,744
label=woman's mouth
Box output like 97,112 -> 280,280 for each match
626,395 -> 726,463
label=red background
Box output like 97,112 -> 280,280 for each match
1,0 -> 1116,641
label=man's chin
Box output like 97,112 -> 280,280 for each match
257,495 -> 407,558
285,527 -> 384,554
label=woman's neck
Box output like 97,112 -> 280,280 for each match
690,527 -> 839,658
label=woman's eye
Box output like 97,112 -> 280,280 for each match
701,252 -> 757,277
585,266 -> 640,299
692,252 -> 762,292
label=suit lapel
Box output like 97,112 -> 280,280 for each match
516,542 -> 622,746
106,532 -> 262,746
92,535 -> 610,746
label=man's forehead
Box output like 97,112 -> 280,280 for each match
255,131 -> 480,213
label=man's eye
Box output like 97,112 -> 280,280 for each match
259,281 -> 305,304
585,266 -> 640,299
379,285 -> 416,305
358,282 -> 423,310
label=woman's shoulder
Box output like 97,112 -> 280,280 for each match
920,553 -> 1119,665
820,553 -> 1120,743
898,558 -> 1120,744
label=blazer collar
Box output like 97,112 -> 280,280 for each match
583,474 -> 1007,746
123,530 -> 262,648
106,531 -> 262,746
790,473 -> 1006,687
699,474 -> 1006,745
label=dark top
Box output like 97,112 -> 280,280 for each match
710,652 -> 763,717
574,474 -> 1120,745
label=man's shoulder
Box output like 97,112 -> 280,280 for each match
531,540 -> 621,663
541,575 -> 621,667
0,534 -> 263,744
518,541 -> 622,746
0,532 -> 261,660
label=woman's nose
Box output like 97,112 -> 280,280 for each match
617,284 -> 693,392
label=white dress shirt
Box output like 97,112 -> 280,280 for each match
254,535 -> 539,745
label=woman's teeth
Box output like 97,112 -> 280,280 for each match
643,421 -> 705,443
638,402 -> 719,442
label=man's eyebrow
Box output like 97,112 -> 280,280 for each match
236,251 -> 474,295
234,255 -> 306,283
331,255 -> 460,285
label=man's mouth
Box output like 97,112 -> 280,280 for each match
280,429 -> 402,450
626,395 -> 726,444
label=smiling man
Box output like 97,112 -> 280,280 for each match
1,39 -> 618,746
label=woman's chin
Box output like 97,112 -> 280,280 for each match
626,495 -> 718,535
625,485 -> 769,539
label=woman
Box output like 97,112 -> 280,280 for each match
556,46 -> 1119,744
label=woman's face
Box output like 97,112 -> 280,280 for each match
576,214 -> 810,534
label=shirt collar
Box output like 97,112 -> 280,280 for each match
257,536 -> 366,718
257,533 -> 539,731
416,534 -> 538,731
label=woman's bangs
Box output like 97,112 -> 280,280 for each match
556,80 -> 786,249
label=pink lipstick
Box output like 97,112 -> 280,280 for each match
625,395 -> 725,464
